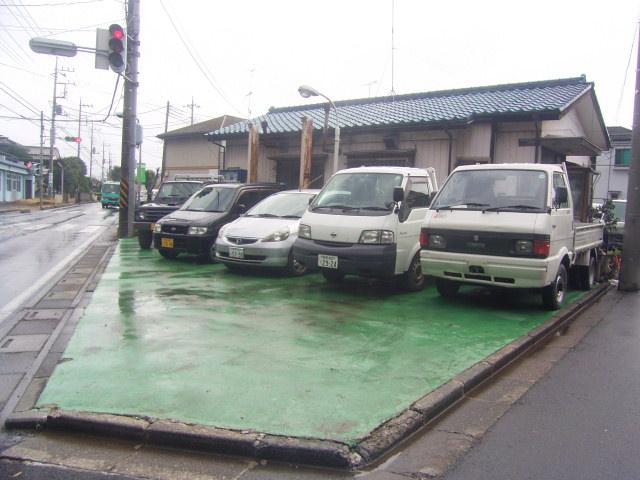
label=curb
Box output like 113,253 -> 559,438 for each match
4,283 -> 611,470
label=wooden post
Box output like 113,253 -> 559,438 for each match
248,123 -> 259,183
299,117 -> 313,189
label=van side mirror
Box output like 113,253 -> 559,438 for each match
393,186 -> 404,203
555,187 -> 568,207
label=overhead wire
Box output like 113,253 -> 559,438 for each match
615,21 -> 639,123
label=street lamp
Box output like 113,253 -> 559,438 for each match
298,85 -> 341,175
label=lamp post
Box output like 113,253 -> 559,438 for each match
298,85 -> 341,175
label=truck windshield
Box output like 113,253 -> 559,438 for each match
311,173 -> 403,213
246,192 -> 315,218
101,184 -> 118,194
182,186 -> 236,212
155,182 -> 201,202
431,169 -> 547,212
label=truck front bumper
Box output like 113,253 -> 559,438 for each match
420,249 -> 554,288
293,238 -> 396,278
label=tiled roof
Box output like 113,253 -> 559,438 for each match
607,126 -> 631,143
207,77 -> 592,138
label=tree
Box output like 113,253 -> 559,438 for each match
109,166 -> 121,182
51,157 -> 90,200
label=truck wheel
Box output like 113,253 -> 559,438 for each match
401,253 -> 425,292
435,278 -> 460,298
542,264 -> 567,310
578,256 -> 597,290
286,252 -> 307,276
322,269 -> 345,283
159,248 -> 178,260
138,231 -> 152,249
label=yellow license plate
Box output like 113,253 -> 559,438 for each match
161,237 -> 174,248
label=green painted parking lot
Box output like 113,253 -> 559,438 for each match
38,239 -> 585,444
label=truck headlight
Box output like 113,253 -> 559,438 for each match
153,223 -> 162,233
428,234 -> 447,249
263,229 -> 290,242
359,230 -> 395,244
299,224 -> 311,239
188,226 -> 208,235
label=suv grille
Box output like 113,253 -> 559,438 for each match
161,224 -> 189,235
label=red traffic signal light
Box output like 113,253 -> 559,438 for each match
64,136 -> 81,143
108,24 -> 125,73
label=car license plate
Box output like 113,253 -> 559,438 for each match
161,237 -> 174,248
318,254 -> 338,269
229,246 -> 244,259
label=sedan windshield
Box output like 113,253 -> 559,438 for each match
246,192 -> 315,218
156,182 -> 202,202
311,173 -> 403,212
431,169 -> 548,212
182,186 -> 236,212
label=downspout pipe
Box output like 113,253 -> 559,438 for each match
445,129 -> 453,174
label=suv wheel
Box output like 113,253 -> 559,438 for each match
138,231 -> 152,249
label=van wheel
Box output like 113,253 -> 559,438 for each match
542,264 -> 567,310
578,256 -> 597,290
286,253 -> 307,276
322,269 -> 345,283
401,253 -> 425,292
138,231 -> 152,249
159,248 -> 178,260
435,278 -> 460,298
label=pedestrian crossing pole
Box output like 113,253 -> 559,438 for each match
118,0 -> 140,238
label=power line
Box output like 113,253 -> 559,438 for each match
615,21 -> 639,123
0,0 -> 106,6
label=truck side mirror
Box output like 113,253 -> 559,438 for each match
393,186 -> 404,203
236,204 -> 246,214
555,187 -> 568,207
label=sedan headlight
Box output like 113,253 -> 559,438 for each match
359,230 -> 395,244
188,226 -> 208,235
299,224 -> 311,239
153,223 -> 162,233
263,229 -> 290,242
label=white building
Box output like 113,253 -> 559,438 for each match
593,126 -> 631,202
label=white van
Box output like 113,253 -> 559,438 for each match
293,166 -> 438,291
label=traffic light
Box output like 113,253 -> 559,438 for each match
108,24 -> 126,73
64,136 -> 81,143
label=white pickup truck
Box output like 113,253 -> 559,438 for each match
294,166 -> 438,291
420,163 -> 603,309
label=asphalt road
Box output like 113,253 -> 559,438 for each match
0,203 -> 117,329
443,289 -> 640,480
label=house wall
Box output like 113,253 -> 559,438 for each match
164,137 -> 223,179
594,142 -> 631,202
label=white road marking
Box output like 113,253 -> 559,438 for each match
79,226 -> 101,234
53,223 -> 77,232
23,223 -> 51,231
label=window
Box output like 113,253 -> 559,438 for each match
405,178 -> 430,208
553,173 -> 570,209
614,148 -> 631,167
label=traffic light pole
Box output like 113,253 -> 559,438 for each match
118,0 -> 139,238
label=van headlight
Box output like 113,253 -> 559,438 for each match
359,230 -> 395,244
299,224 -> 311,239
263,229 -> 290,242
188,226 -> 208,235
153,223 -> 162,233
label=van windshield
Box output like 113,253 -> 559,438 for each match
182,186 -> 236,212
431,169 -> 548,212
311,173 -> 403,214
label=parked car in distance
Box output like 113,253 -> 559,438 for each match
101,181 -> 120,209
215,189 -> 320,275
135,179 -> 209,249
293,166 -> 439,291
153,183 -> 286,261
608,199 -> 626,248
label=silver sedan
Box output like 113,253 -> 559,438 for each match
215,189 -> 319,275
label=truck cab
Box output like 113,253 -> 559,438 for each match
100,181 -> 120,209
420,163 -> 603,309
293,166 -> 438,291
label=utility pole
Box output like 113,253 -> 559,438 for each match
619,25 -> 640,291
160,100 -> 169,181
77,98 -> 92,160
49,57 -> 58,198
39,111 -> 44,209
109,151 -> 112,179
185,96 -> 199,125
89,123 -> 94,187
101,142 -> 105,184
118,0 -> 139,238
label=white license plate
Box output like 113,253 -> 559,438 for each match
318,254 -> 338,269
229,246 -> 244,259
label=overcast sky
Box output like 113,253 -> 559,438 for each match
1,0 -> 638,176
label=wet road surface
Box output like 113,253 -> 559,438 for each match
0,204 -> 117,327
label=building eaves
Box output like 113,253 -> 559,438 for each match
158,115 -> 245,140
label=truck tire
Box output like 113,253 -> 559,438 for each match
542,264 -> 567,310
578,256 -> 596,290
435,278 -> 460,298
321,269 -> 345,283
138,231 -> 152,249
159,248 -> 179,260
401,253 -> 425,292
